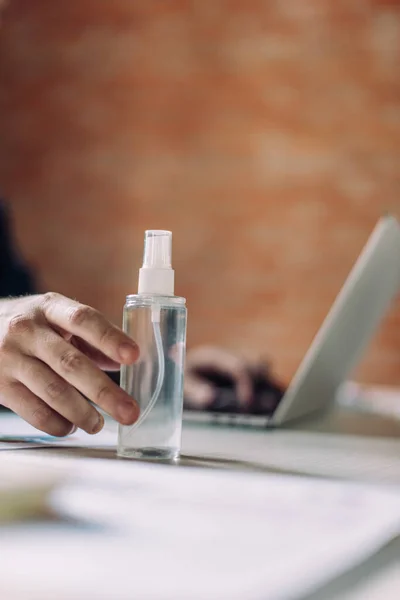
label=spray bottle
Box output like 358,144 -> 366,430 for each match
117,230 -> 187,461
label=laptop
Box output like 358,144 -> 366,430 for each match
183,214 -> 400,430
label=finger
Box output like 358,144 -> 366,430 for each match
187,346 -> 252,406
17,356 -> 104,435
168,343 -> 186,367
187,346 -> 246,374
235,371 -> 253,407
34,329 -> 139,425
1,381 -> 74,437
50,324 -> 73,343
41,293 -> 139,365
184,375 -> 215,409
71,337 -> 121,371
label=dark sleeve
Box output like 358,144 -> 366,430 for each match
0,200 -> 36,297
0,201 -> 37,412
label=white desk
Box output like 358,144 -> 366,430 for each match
182,422 -> 400,600
1,413 -> 400,600
181,420 -> 400,483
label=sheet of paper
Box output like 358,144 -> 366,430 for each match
0,442 -> 42,450
0,413 -> 117,449
1,455 -> 400,600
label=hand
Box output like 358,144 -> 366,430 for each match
0,293 -> 140,436
184,346 -> 254,409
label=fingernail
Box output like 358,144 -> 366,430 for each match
69,425 -> 78,435
90,413 -> 104,435
119,342 -> 139,363
117,400 -> 139,425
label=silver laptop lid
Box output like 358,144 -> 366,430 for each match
273,215 -> 400,426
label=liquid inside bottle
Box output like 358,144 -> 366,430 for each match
118,294 -> 187,461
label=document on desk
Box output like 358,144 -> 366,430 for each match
1,456 -> 400,600
0,412 -> 117,449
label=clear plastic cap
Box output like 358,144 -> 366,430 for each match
142,230 -> 172,269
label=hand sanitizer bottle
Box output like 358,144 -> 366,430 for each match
117,230 -> 187,461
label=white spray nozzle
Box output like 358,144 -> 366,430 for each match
142,230 -> 172,269
138,230 -> 175,296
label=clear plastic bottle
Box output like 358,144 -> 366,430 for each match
117,231 -> 187,461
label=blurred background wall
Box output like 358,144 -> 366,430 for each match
0,0 -> 399,385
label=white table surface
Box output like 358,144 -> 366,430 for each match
1,407 -> 400,600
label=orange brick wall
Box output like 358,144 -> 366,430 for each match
0,0 -> 399,385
